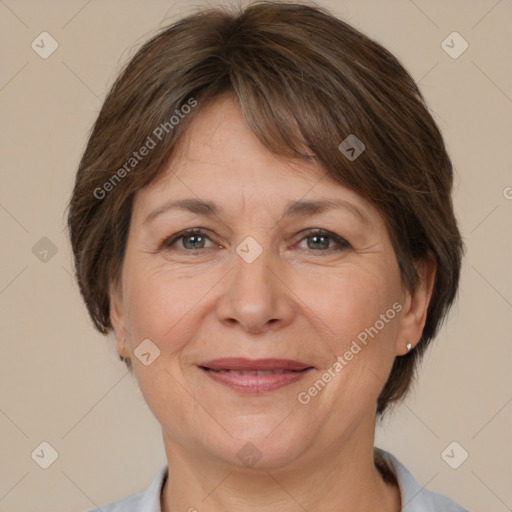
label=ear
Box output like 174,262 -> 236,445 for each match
109,279 -> 130,359
395,252 -> 437,355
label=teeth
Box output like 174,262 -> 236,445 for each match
211,369 -> 295,375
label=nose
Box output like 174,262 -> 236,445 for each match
215,240 -> 296,335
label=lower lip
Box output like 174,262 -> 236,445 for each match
200,367 -> 314,393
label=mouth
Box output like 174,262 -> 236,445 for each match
197,358 -> 315,394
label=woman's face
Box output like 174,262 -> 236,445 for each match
110,94 -> 429,470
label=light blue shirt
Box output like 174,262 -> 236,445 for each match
84,448 -> 468,511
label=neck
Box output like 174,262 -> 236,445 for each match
160,418 -> 401,512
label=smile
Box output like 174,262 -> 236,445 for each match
197,358 -> 315,393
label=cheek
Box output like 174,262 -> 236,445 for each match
303,266 -> 402,420
122,263 -> 202,350
301,262 -> 401,355
123,266 -> 202,426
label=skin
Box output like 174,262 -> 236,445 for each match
110,93 -> 436,512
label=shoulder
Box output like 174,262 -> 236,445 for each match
375,447 -> 469,512
80,464 -> 168,512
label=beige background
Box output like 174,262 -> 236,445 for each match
1,0 -> 511,511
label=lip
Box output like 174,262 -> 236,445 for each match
198,358 -> 315,394
198,357 -> 313,371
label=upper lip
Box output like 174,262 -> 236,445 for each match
198,358 -> 314,371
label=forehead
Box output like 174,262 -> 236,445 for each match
131,94 -> 381,228
168,94 -> 323,183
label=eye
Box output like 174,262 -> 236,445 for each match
296,229 -> 352,252
161,229 -> 216,251
159,228 -> 351,253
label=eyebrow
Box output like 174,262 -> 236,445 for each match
143,197 -> 371,226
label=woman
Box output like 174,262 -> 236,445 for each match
67,1 -> 467,510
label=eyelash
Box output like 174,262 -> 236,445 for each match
159,228 -> 352,253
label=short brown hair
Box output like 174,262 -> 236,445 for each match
66,0 -> 464,416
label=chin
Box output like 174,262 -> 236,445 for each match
198,421 -> 315,471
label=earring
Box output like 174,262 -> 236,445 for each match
406,343 -> 413,352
